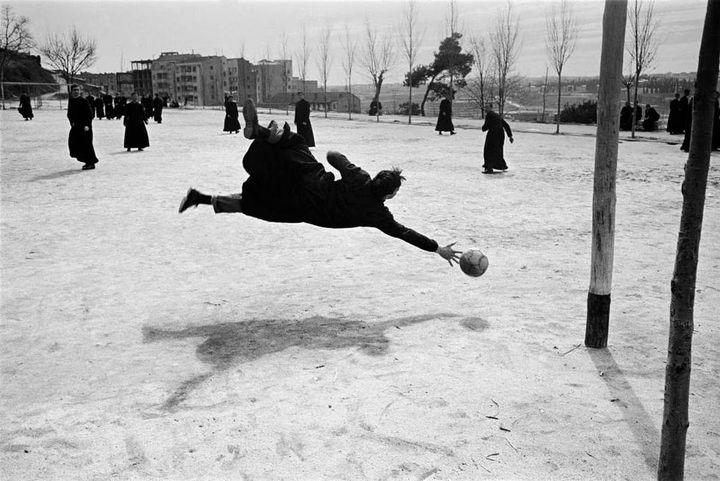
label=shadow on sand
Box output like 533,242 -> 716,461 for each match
144,313 -> 488,410
588,348 -> 660,472
29,169 -> 83,181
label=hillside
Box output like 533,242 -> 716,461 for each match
1,50 -> 56,99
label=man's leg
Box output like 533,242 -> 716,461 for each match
179,188 -> 212,213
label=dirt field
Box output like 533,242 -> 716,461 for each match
1,107 -> 718,480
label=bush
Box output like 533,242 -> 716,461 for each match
559,100 -> 597,124
398,102 -> 421,116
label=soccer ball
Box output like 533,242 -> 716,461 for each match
459,249 -> 489,277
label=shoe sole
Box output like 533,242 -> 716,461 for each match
178,188 -> 196,213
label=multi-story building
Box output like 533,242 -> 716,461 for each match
131,60 -> 153,95
255,59 -> 292,104
81,72 -> 118,94
288,77 -> 319,94
150,52 -> 225,106
117,72 -> 134,96
225,57 -> 259,103
151,52 -> 203,103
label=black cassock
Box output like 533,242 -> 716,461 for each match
666,98 -> 683,134
482,111 -> 512,171
152,96 -> 163,123
94,97 -> 105,119
67,96 -> 98,164
223,100 -> 241,132
18,94 -> 33,119
294,98 -> 315,147
435,98 -> 454,132
123,101 -> 149,149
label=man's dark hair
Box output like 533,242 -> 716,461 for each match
371,167 -> 405,198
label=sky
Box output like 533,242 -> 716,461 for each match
6,0 -> 710,86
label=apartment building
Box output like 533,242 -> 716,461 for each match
131,60 -> 153,95
225,57 -> 258,103
255,59 -> 292,104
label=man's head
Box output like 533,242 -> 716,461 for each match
298,92 -> 304,99
70,84 -> 81,98
131,92 -> 138,101
675,93 -> 680,99
371,168 -> 405,200
684,89 -> 690,96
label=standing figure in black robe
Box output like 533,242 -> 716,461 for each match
223,95 -> 241,133
620,102 -> 633,131
86,94 -> 96,119
178,101 -> 461,266
142,94 -> 154,119
114,95 -> 126,119
17,93 -> 33,120
94,95 -> 105,119
294,92 -> 315,147
666,93 -> 682,134
642,104 -> 660,131
481,110 -> 513,174
103,93 -> 115,119
152,94 -> 163,124
435,95 -> 455,135
67,84 -> 99,170
123,92 -> 149,151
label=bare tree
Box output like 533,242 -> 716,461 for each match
316,26 -> 332,119
489,2 -> 521,115
340,24 -> 357,120
627,0 -> 660,138
541,66 -> 549,122
1,5 -> 35,107
466,33 -> 491,118
39,26 -> 97,93
361,19 -> 395,121
399,0 -> 423,124
545,0 -> 578,134
295,25 -> 310,85
658,2 -> 720,478
280,31 -> 291,114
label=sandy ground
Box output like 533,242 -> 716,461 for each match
1,107 -> 719,481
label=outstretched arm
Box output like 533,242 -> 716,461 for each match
376,216 -> 460,266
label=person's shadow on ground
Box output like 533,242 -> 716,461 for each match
29,169 -> 83,181
143,314 -> 488,410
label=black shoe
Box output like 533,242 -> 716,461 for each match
82,163 -> 95,170
450,131 -> 456,135
243,99 -> 259,139
127,148 -> 131,152
482,169 -> 493,174
179,188 -> 200,213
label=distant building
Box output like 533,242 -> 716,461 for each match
131,60 -> 153,95
225,57 -> 259,103
117,72 -> 134,96
256,59 -> 292,104
288,77 -> 319,94
151,51 -> 203,102
150,52 -> 226,106
80,72 -> 118,94
269,91 -> 361,113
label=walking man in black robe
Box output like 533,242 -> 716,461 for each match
123,92 -> 149,152
223,95 -> 241,133
152,94 -> 163,123
481,110 -> 513,174
67,84 -> 99,170
178,102 -> 461,265
435,94 -> 455,135
294,92 -> 315,147
18,92 -> 33,120
103,93 -> 115,119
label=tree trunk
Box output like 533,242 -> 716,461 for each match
585,0 -> 627,348
408,80 -> 413,124
658,1 -> 720,478
556,71 -> 562,134
374,77 -> 383,123
420,73 -> 439,117
541,68 -> 548,123
631,79 -> 639,138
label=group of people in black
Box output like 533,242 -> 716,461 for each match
64,84 -> 155,170
672,89 -> 720,153
619,101 -> 661,132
